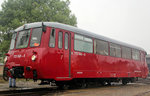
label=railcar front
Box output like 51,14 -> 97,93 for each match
3,25 -> 48,81
3,22 -> 73,83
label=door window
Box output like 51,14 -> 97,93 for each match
49,28 -> 55,47
58,32 -> 63,48
64,33 -> 69,49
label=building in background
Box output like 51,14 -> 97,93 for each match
0,63 -> 3,76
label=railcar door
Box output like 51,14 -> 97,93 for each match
56,30 -> 71,78
141,52 -> 145,76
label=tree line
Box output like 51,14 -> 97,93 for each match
0,0 -> 77,63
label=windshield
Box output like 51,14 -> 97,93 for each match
10,32 -> 17,50
30,28 -> 42,47
16,30 -> 30,49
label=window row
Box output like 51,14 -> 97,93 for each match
74,34 -> 141,60
10,28 -> 43,49
49,29 -> 69,50
94,39 -> 140,60
10,28 -> 69,50
11,28 -> 141,61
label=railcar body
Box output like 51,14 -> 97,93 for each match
3,22 -> 149,86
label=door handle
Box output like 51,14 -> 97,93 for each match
58,52 -> 63,55
60,53 -> 63,55
58,50 -> 64,55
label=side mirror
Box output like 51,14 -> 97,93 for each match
5,53 -> 10,56
42,22 -> 46,32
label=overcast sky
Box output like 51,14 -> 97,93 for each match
69,0 -> 150,54
0,0 -> 150,53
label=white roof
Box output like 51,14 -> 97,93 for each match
15,22 -> 146,52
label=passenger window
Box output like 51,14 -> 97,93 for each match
132,49 -> 140,60
94,40 -> 108,55
74,34 -> 83,40
141,52 -> 145,62
64,33 -> 68,49
58,32 -> 63,48
110,43 -> 121,57
49,28 -> 55,47
122,46 -> 131,59
74,34 -> 93,53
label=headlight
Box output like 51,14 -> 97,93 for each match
4,56 -> 8,64
31,55 -> 36,61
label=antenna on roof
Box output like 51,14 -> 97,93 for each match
42,22 -> 46,32
23,24 -> 26,30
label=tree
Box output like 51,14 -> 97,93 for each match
0,0 -> 77,60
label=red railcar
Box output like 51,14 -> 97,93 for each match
3,22 -> 149,87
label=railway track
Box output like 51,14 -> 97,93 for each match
0,78 -> 150,96
0,83 -> 120,96
0,87 -> 61,96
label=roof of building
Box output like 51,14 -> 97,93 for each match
15,22 -> 145,52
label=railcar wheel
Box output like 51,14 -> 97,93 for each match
56,82 -> 69,90
80,83 -> 87,88
3,69 -> 8,81
122,79 -> 128,85
56,83 -> 64,89
100,81 -> 106,86
107,82 -> 111,86
60,84 -> 69,90
78,80 -> 88,89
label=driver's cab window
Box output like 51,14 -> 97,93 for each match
30,28 -> 42,47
